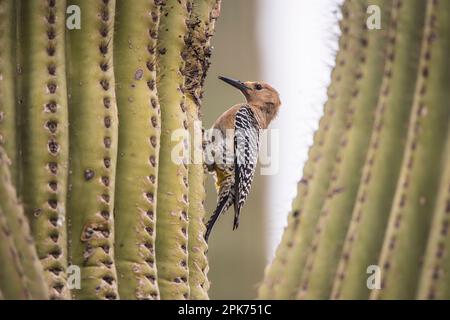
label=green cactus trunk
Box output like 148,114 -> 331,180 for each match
19,0 -> 70,299
331,0 -> 427,299
67,0 -> 119,300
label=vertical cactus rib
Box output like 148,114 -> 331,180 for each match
331,0 -> 426,300
0,147 -> 48,299
155,0 -> 191,300
183,0 -> 221,106
417,128 -> 450,299
67,0 -> 119,300
113,0 -> 163,300
297,0 -> 392,300
183,0 -> 221,300
261,1 -> 367,300
372,0 -> 450,299
20,0 -> 70,299
0,0 -> 18,185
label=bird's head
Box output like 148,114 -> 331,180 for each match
219,76 -> 281,124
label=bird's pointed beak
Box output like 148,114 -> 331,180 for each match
218,76 -> 251,93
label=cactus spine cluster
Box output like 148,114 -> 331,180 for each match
260,0 -> 450,300
0,0 -> 221,300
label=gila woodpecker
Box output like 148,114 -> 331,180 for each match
204,76 -> 281,242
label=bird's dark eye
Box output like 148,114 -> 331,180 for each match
255,83 -> 263,90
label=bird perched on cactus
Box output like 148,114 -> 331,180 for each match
204,76 -> 281,242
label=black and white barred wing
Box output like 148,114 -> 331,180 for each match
233,106 -> 260,230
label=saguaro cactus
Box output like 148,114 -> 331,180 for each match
0,0 -> 221,300
260,0 -> 450,300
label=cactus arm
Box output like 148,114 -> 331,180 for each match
155,0 -> 191,300
261,1 -> 367,299
67,0 -> 119,300
417,128 -> 450,299
372,0 -> 450,299
0,0 -> 18,185
298,0 -> 392,300
19,0 -> 70,299
113,0 -> 163,300
183,0 -> 221,300
331,0 -> 427,300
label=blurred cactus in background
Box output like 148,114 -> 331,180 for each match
259,0 -> 450,300
0,0 -> 221,300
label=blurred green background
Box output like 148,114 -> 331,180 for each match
202,0 -> 268,299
